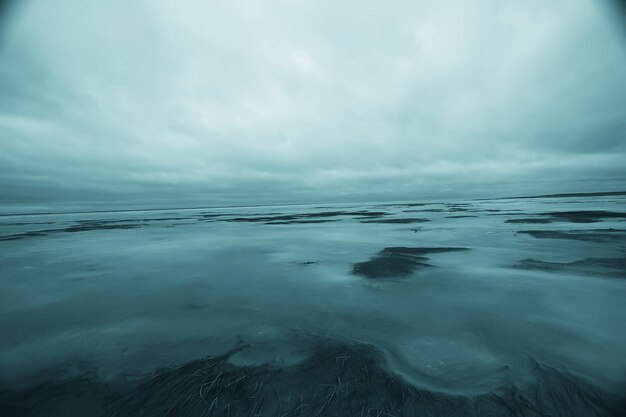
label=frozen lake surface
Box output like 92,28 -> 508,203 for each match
1,194 -> 625,416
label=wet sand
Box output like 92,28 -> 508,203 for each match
352,247 -> 468,279
2,340 -> 625,417
1,193 -> 626,416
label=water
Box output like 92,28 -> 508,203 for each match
1,195 -> 625,413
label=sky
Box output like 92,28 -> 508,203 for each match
0,0 -> 625,209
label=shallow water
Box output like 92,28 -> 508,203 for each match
1,195 -> 625,411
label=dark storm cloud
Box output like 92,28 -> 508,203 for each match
0,0 -> 625,209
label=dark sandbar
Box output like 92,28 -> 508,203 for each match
1,340 -> 623,417
446,215 -> 478,219
515,258 -> 626,278
0,221 -> 146,241
506,218 -> 554,224
227,211 -> 387,223
360,218 -> 431,224
537,211 -> 626,223
517,229 -> 626,242
353,247 -> 468,279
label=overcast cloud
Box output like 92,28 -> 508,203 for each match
0,0 -> 625,209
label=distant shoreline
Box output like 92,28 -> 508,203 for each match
1,190 -> 624,218
476,190 -> 626,201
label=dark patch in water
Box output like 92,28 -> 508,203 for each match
445,215 -> 478,219
292,260 -> 319,266
360,218 -> 431,224
0,222 -> 55,226
1,340 -> 623,417
506,218 -> 554,224
0,221 -> 146,241
353,247 -> 468,279
503,190 -> 626,199
0,231 -> 51,241
538,211 -> 626,223
63,222 -> 143,233
373,203 -> 431,208
227,211 -> 387,223
399,203 -> 431,207
409,208 -> 445,213
487,211 -> 526,216
265,219 -> 337,225
517,229 -> 626,243
515,258 -> 626,278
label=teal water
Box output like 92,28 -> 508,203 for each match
1,195 -> 625,400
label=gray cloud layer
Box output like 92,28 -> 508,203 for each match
1,0 -> 625,208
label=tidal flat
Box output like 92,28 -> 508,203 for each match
1,194 -> 625,416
